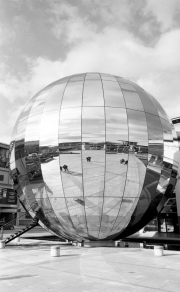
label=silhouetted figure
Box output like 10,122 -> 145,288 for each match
63,165 -> 69,171
124,160 -> 128,165
86,157 -> 91,162
120,159 -> 125,164
60,166 -> 62,171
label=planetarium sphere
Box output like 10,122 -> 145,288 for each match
10,73 -> 179,241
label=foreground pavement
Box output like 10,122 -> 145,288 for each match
1,239 -> 180,292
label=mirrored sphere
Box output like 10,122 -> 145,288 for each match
9,73 -> 179,241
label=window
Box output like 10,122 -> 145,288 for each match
0,175 -> 4,181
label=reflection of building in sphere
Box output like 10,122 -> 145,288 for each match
9,73 -> 179,241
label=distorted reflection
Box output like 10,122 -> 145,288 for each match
82,107 -> 105,143
43,83 -> 67,112
85,196 -> 103,239
29,88 -> 51,117
105,107 -> 128,198
69,74 -> 85,81
48,197 -> 81,239
122,90 -> 144,111
19,96 -> 36,122
83,80 -> 104,106
149,94 -> 169,121
103,81 -> 125,108
59,108 -> 81,143
60,151 -> 83,198
127,109 -> 148,143
85,73 -> 100,79
82,107 -> 105,199
15,119 -> 27,160
146,113 -> 163,174
40,110 -> 59,146
105,107 -> 128,142
134,90 -> 158,116
161,118 -> 176,162
61,81 -> 83,108
100,73 -> 117,81
39,110 -> 64,198
98,197 -> 122,239
66,197 -> 88,237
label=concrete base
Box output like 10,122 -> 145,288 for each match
0,240 -> 5,249
14,237 -> 20,243
84,241 -> 115,247
154,245 -> 164,256
50,245 -> 60,257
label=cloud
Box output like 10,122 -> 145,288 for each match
143,0 -> 180,31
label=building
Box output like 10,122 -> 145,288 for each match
138,118 -> 180,239
0,142 -> 17,229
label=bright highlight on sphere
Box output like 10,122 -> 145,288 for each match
10,73 -> 178,241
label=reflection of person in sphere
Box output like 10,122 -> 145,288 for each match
124,160 -> 128,165
60,166 -> 62,171
63,165 -> 69,171
120,159 -> 125,164
86,157 -> 91,162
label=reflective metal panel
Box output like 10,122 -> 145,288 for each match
61,81 -> 83,108
149,94 -> 169,121
146,113 -> 163,174
82,107 -> 105,143
122,90 -> 144,111
43,83 -> 66,112
19,96 -> 36,122
119,83 -> 136,91
102,81 -> 125,108
127,109 -> 148,143
123,153 -> 146,198
135,90 -> 158,116
82,107 -> 105,199
59,152 -> 83,198
59,107 -> 81,143
160,118 -> 176,163
85,73 -> 100,79
15,119 -> 27,160
25,114 -> 42,143
85,196 -> 103,239
66,197 -> 88,236
70,74 -> 85,81
100,73 -> 117,81
39,110 -> 64,199
105,107 -> 128,198
105,107 -> 128,143
83,80 -> 104,106
29,88 -> 51,117
98,197 -> 122,239
48,197 -> 81,239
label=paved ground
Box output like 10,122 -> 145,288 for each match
1,239 -> 180,292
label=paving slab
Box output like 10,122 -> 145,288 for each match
1,240 -> 180,292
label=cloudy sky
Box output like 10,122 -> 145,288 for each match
0,0 -> 180,144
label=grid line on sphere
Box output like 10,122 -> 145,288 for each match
80,73 -> 89,238
97,73 -> 107,239
58,76 -> 83,239
105,83 -> 130,238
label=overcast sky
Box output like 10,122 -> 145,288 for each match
0,0 -> 180,144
